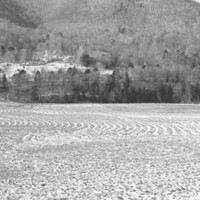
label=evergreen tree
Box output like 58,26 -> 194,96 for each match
34,71 -> 42,87
30,85 -> 39,101
2,74 -> 8,92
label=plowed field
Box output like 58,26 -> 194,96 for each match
1,103 -> 200,200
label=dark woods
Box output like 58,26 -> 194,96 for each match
1,63 -> 200,103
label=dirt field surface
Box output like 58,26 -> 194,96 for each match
1,103 -> 200,200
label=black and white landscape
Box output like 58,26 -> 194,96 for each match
1,0 -> 200,200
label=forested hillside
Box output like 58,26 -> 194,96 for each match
12,0 -> 200,60
1,0 -> 200,103
0,0 -> 39,28
2,0 -> 200,62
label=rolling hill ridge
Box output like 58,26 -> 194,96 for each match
0,0 -> 40,28
1,0 -> 200,67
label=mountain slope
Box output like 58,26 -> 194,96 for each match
0,0 -> 40,28
2,0 -> 200,67
14,0 -> 200,38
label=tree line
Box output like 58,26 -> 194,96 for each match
1,63 -> 200,103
